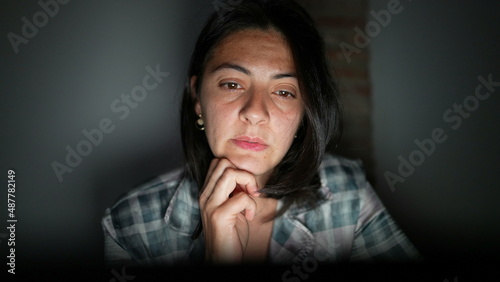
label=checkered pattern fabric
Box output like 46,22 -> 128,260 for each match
101,154 -> 421,265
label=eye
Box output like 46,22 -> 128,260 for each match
274,90 -> 296,99
220,82 -> 242,90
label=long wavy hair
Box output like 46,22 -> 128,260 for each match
181,0 -> 342,231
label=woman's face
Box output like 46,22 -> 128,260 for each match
193,29 -> 304,185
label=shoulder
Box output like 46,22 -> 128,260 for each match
318,153 -> 368,194
101,168 -> 192,240
317,154 -> 382,216
290,154 -> 372,226
109,168 -> 185,215
284,153 -> 370,216
101,167 -> 202,263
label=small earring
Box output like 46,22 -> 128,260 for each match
196,114 -> 205,131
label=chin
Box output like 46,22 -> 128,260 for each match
225,154 -> 271,176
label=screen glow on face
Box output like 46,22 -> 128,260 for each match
194,29 -> 304,185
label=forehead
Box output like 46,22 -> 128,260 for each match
206,28 -> 296,73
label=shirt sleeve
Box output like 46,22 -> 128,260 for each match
350,182 -> 423,262
104,228 -> 136,267
101,209 -> 138,267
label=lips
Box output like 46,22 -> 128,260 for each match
232,136 -> 268,152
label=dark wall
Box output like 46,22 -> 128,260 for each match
370,0 -> 500,264
1,0 -> 214,270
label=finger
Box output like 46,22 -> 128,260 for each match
208,167 -> 259,206
202,158 -> 221,188
218,192 -> 257,221
200,158 -> 235,207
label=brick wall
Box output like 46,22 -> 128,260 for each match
296,0 -> 375,184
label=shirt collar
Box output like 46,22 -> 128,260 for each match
281,163 -> 334,216
268,164 -> 334,262
163,174 -> 201,236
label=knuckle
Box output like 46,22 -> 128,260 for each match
233,191 -> 253,204
210,208 -> 225,220
219,168 -> 234,182
218,158 -> 235,169
210,158 -> 220,167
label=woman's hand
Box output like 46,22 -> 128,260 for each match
199,158 -> 260,263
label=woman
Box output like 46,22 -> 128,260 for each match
102,0 -> 421,265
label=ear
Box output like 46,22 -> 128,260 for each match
190,76 -> 202,116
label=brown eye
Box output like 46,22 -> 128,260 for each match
274,90 -> 295,99
220,82 -> 241,90
227,82 -> 238,89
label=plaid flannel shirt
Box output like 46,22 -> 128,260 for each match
101,154 -> 421,265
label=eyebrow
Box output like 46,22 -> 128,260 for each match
210,63 -> 296,80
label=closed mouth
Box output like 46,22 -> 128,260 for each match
232,136 -> 268,151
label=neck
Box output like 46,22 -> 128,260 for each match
254,171 -> 271,190
252,171 -> 277,223
251,194 -> 277,224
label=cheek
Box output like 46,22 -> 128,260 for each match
277,125 -> 297,150
205,103 -> 231,131
203,106 -> 234,152
277,111 -> 302,139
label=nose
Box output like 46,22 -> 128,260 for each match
239,87 -> 269,125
